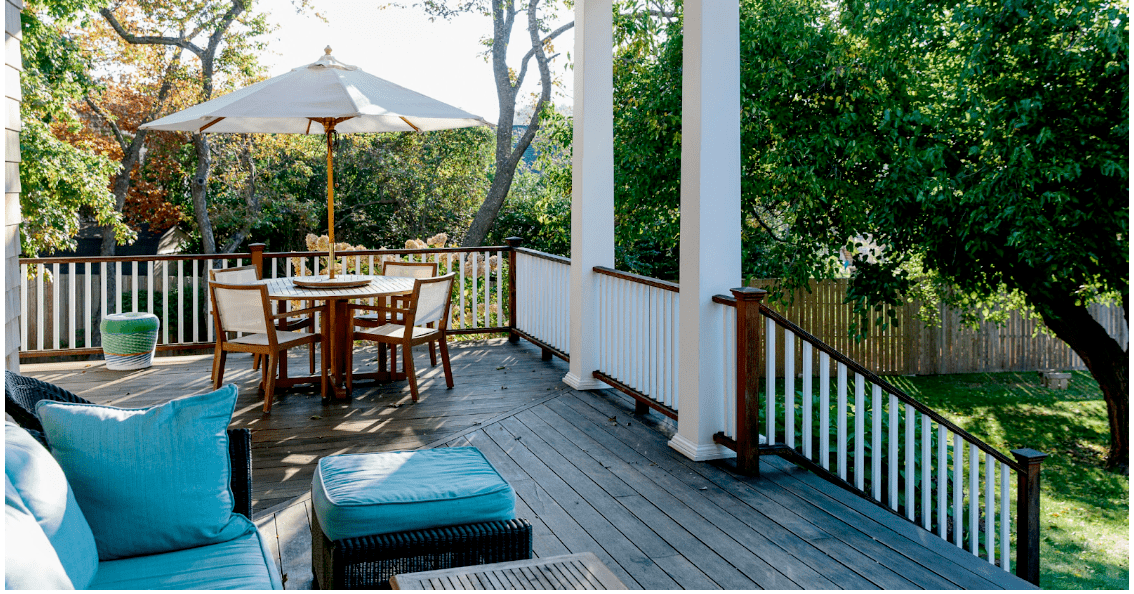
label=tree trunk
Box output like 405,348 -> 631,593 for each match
191,133 -> 217,254
461,0 -> 570,247
1036,293 -> 1129,473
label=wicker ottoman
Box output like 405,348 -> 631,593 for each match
311,448 -> 532,589
100,312 -> 160,370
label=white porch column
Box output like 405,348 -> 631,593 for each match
564,0 -> 615,390
669,0 -> 742,461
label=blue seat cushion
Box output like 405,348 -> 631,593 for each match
4,422 -> 99,588
312,448 -> 515,541
36,385 -> 247,561
88,521 -> 283,590
5,475 -> 74,590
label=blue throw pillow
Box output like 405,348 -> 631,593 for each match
4,422 -> 99,588
5,475 -> 75,590
36,384 -> 248,561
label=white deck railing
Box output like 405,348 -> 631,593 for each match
592,267 -> 681,416
18,246 -> 511,357
513,249 -> 570,357
714,291 -> 1045,581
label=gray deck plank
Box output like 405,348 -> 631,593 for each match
514,407 -> 828,589
530,402 -> 871,589
22,338 -> 1031,591
481,422 -> 676,589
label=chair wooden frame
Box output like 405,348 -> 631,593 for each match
355,260 -> 441,371
346,274 -> 456,401
209,265 -> 317,375
209,281 -> 329,413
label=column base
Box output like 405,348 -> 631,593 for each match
667,433 -> 737,462
562,372 -> 609,391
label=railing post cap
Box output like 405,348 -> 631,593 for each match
504,237 -> 524,247
730,287 -> 767,301
249,243 -> 266,252
1011,448 -> 1048,464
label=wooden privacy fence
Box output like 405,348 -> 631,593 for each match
750,278 -> 1127,376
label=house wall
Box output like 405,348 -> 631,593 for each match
4,0 -> 22,372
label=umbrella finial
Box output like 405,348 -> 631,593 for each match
325,46 -> 332,55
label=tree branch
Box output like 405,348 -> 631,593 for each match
84,97 -> 129,153
514,20 -> 573,90
99,8 -> 204,57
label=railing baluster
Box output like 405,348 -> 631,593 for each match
147,261 -> 155,318
84,264 -> 92,349
132,260 -> 139,313
938,424 -> 948,539
37,263 -> 45,351
192,261 -> 200,342
785,331 -> 795,450
854,372 -> 864,490
819,352 -> 831,471
802,343 -> 813,459
496,249 -> 504,327
177,260 -> 184,343
766,317 -> 776,443
206,259 -> 214,343
969,443 -> 979,555
99,263 -> 107,345
68,263 -> 76,349
953,433 -> 963,547
1000,461 -> 1010,572
162,263 -> 169,345
115,261 -> 122,315
905,403 -> 915,521
922,413 -> 932,530
985,452 -> 994,562
459,251 -> 467,330
837,363 -> 847,480
20,263 -> 28,349
52,262 -> 60,350
889,393 -> 898,510
872,383 -> 882,500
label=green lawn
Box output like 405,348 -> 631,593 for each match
885,371 -> 1129,589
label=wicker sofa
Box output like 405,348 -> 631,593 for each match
4,372 -> 282,590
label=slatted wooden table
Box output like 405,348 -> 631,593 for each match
266,275 -> 415,397
390,552 -> 627,590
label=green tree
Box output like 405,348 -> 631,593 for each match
100,0 -> 274,254
838,0 -> 1129,470
18,0 -> 133,256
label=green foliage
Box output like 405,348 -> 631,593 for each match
838,0 -> 1129,330
18,0 -> 132,256
209,127 -> 495,253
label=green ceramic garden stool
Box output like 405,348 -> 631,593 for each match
100,312 -> 160,370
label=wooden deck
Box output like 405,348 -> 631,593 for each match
21,339 -> 1034,590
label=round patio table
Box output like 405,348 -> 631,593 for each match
265,275 -> 415,398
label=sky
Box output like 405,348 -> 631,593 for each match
258,0 -> 574,125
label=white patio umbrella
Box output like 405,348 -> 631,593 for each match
141,47 -> 490,281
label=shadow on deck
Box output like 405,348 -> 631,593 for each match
22,339 -> 1033,590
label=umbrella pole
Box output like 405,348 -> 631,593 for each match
326,127 -> 336,279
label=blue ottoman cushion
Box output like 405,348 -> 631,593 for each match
312,448 -> 515,541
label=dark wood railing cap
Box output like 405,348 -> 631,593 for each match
1011,448 -> 1049,464
504,237 -> 524,248
730,287 -> 767,301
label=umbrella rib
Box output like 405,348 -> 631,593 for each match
199,117 -> 226,132
399,117 -> 423,133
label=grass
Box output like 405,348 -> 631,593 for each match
885,370 -> 1129,589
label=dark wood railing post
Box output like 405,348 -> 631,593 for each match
249,243 -> 266,279
731,287 -> 767,476
504,237 -> 523,343
1012,448 -> 1047,585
